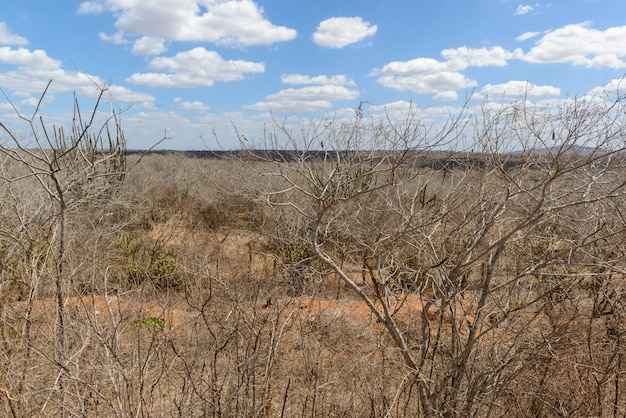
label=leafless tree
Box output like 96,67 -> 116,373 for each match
2,79 -> 626,416
0,79 -> 130,414
237,89 -> 626,416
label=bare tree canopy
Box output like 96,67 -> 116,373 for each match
1,81 -> 626,416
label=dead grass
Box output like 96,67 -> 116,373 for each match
1,153 -> 625,416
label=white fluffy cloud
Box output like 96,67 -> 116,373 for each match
587,78 -> 626,98
127,47 -> 265,88
76,1 -> 105,14
377,71 -> 475,101
281,74 -> 355,86
99,31 -> 128,44
0,46 -> 154,107
524,22 -> 626,68
374,22 -> 626,102
479,81 -> 561,99
85,0 -> 297,47
174,97 -> 210,111
0,47 -> 60,71
313,17 -> 377,48
442,46 -> 523,68
372,46 -> 520,100
376,57 -> 452,75
368,100 -> 466,125
515,4 -> 534,15
131,36 -> 167,56
0,23 -> 28,46
516,31 -> 541,41
247,82 -> 359,112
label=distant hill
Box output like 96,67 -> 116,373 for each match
512,145 -> 610,156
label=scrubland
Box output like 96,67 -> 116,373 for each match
1,85 -> 626,416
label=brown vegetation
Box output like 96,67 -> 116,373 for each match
1,83 -> 626,416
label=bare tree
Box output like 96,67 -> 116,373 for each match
0,79 -> 129,414
237,89 -> 626,416
2,79 -> 626,416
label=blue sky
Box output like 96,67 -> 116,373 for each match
0,0 -> 625,149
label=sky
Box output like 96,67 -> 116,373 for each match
0,0 -> 625,150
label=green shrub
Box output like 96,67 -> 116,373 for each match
133,317 -> 165,334
117,233 -> 180,290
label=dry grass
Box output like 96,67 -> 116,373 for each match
0,152 -> 625,417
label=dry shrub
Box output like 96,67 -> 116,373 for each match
2,84 -> 626,416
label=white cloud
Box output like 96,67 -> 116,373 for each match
368,100 -> 414,115
0,70 -> 155,109
105,85 -> 156,106
375,57 -> 452,75
281,74 -> 356,86
131,36 -> 167,56
442,46 -> 523,68
174,97 -> 210,111
99,31 -> 128,44
0,46 -> 155,107
96,0 -> 296,47
587,78 -> 626,97
313,17 -> 377,48
246,85 -> 359,111
524,22 -> 626,68
368,100 -> 467,124
0,47 -> 61,71
127,47 -> 265,88
515,4 -> 534,15
0,23 -> 28,46
433,91 -> 459,101
587,54 -> 626,68
372,46 -> 521,99
76,1 -> 105,14
377,71 -> 476,98
20,97 -> 40,107
516,31 -> 541,41
478,81 -> 561,99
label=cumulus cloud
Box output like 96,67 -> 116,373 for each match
516,31 -> 541,41
478,81 -> 561,99
89,0 -> 297,47
20,97 -> 40,107
433,91 -> 460,101
442,46 -> 523,68
174,97 -> 210,111
131,36 -> 167,56
0,23 -> 28,46
515,4 -> 534,15
372,46 -> 520,100
0,45 -> 155,107
587,78 -> 626,98
368,100 -> 466,124
375,57 -> 452,75
281,74 -> 355,86
247,73 -> 359,111
524,22 -> 626,68
0,47 -> 61,71
76,1 -> 105,14
105,85 -> 156,107
99,31 -> 128,44
313,17 -> 377,48
126,47 -> 265,88
377,71 -> 475,99
247,83 -> 359,112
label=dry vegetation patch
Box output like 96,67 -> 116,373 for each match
2,86 -> 626,416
